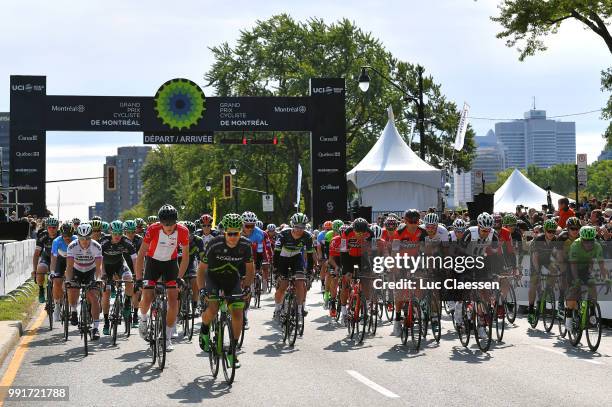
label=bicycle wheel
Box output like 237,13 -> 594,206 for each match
238,310 -> 246,349
156,301 -> 167,371
298,306 -> 305,337
495,297 -> 505,342
420,299 -> 429,340
254,276 -> 262,308
409,300 -> 422,350
124,294 -> 131,338
566,308 -> 582,346
63,290 -> 69,342
81,299 -> 89,357
505,284 -> 517,324
288,296 -> 299,346
474,300 -> 493,352
46,280 -> 54,330
267,271 -> 273,293
456,301 -> 470,348
208,316 -> 220,378
400,306 -> 408,346
334,299 -> 342,323
585,301 -> 602,352
430,297 -> 442,343
558,307 -> 567,338
542,287 -> 555,333
221,316 -> 236,385
186,290 -> 194,340
369,300 -> 378,336
347,295 -> 356,339
110,296 -> 120,346
529,298 -> 540,329
357,297 -> 367,344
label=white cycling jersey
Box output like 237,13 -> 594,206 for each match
67,240 -> 102,272
424,224 -> 449,242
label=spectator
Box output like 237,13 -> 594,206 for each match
590,209 -> 604,227
557,197 -> 575,228
8,211 -> 18,221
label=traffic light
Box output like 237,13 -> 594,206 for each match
106,165 -> 117,191
223,174 -> 232,198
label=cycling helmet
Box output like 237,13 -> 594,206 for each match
135,218 -> 146,227
147,215 -> 158,224
71,217 -> 81,225
241,211 -> 258,224
217,222 -> 224,232
313,229 -> 319,237
352,217 -> 368,233
90,219 -> 102,231
370,224 -> 383,239
566,217 -> 580,228
339,224 -> 349,234
502,213 -> 517,226
60,222 -> 74,236
452,218 -> 467,232
423,213 -> 439,226
91,216 -> 102,221
194,219 -> 201,228
493,213 -> 502,225
543,219 -> 558,232
222,213 -> 244,230
110,220 -> 124,234
323,220 -> 333,230
200,214 -> 213,225
477,212 -> 494,228
46,217 -> 59,227
332,219 -> 344,233
123,220 -> 137,232
266,223 -> 277,232
403,209 -> 420,220
290,213 -> 309,227
158,204 -> 178,224
101,221 -> 110,233
183,221 -> 196,234
255,220 -> 264,229
579,226 -> 596,240
76,223 -> 92,237
384,216 -> 399,229
305,223 -> 312,233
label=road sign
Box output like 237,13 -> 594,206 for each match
262,194 -> 274,212
577,153 -> 587,169
576,154 -> 587,189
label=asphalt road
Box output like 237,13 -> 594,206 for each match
2,286 -> 612,407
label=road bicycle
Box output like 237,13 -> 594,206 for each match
208,289 -> 240,385
109,280 -> 131,345
146,282 -> 168,371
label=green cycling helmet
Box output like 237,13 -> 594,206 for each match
221,213 -> 243,230
332,219 -> 344,233
502,213 -> 517,226
46,217 -> 59,227
90,219 -> 102,231
110,220 -> 124,234
147,215 -> 158,224
290,212 -> 309,227
123,220 -> 137,232
59,222 -> 74,236
543,219 -> 557,232
566,217 -> 580,228
101,221 -> 110,233
579,226 -> 597,241
91,216 -> 102,221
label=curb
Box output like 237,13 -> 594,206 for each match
0,321 -> 24,368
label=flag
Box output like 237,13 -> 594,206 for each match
454,102 -> 470,151
295,164 -> 302,208
212,197 -> 217,226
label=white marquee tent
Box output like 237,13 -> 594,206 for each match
346,107 -> 440,212
494,169 -> 573,212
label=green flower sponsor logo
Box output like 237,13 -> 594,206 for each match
154,78 -> 205,130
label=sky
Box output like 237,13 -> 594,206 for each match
1,0 -> 610,220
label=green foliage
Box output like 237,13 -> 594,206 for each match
602,67 -> 612,147
584,159 -> 612,198
119,202 -> 147,221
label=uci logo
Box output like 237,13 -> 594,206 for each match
12,84 -> 31,92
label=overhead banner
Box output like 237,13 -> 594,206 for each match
454,102 -> 470,151
143,132 -> 214,145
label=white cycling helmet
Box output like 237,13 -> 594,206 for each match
477,212 -> 494,228
370,224 -> 383,239
255,220 -> 263,229
452,218 -> 467,231
266,223 -> 277,232
424,213 -> 439,225
76,223 -> 92,237
241,211 -> 258,224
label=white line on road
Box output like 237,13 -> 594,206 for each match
532,345 -> 603,365
346,370 -> 400,398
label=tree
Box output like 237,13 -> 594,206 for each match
492,0 -> 612,145
120,202 -> 147,220
584,159 -> 612,198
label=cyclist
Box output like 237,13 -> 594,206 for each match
180,221 -> 205,321
135,218 -> 147,236
197,214 -> 218,249
71,217 -> 81,230
198,213 -> 254,369
101,221 -> 110,236
241,211 -> 270,326
565,226 -> 609,329
273,213 -> 314,320
558,217 -> 581,318
146,215 -> 158,227
99,220 -> 137,336
326,223 -> 345,317
317,221 -> 333,292
124,220 -> 143,327
91,216 -> 102,221
49,222 -> 77,321
527,219 -> 560,325
135,205 -> 189,351
33,217 -> 60,303
449,218 -> 467,242
90,220 -> 103,242
65,223 -> 103,340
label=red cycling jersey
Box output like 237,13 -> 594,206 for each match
395,225 -> 426,256
342,227 -> 371,257
329,235 -> 342,257
498,227 -> 514,255
143,223 -> 189,261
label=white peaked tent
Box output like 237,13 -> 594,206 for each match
346,107 -> 440,212
494,169 -> 572,212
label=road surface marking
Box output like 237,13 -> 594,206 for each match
346,370 -> 399,398
532,345 -> 603,365
0,308 -> 46,406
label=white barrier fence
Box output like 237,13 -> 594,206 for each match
0,239 -> 36,296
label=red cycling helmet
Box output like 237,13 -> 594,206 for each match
200,214 -> 213,225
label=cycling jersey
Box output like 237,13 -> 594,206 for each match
127,234 -> 144,252
36,231 -> 58,260
449,231 -> 465,242
394,224 -> 426,255
460,226 -> 500,256
100,235 -> 136,271
329,235 -> 342,258
273,229 -> 314,273
143,222 -> 189,261
181,235 -> 205,272
529,234 -> 558,272
199,230 -> 219,250
242,226 -> 266,253
423,224 -> 449,242
569,239 -> 603,274
67,240 -> 103,272
341,227 -> 372,257
317,230 -> 328,246
203,235 -> 252,276
51,235 -> 77,258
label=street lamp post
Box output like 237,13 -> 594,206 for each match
359,65 -> 427,160
229,163 -> 238,212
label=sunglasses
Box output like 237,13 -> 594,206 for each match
202,224 -> 212,228
48,226 -> 58,229
225,231 -> 240,237
244,224 -> 255,229
78,236 -> 91,241
293,225 -> 306,230
545,230 -> 555,234
480,228 -> 491,233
